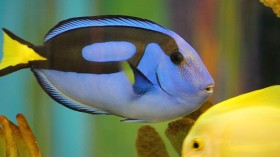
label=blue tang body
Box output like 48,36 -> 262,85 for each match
0,15 -> 214,122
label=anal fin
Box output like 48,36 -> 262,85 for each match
32,68 -> 110,115
121,118 -> 149,123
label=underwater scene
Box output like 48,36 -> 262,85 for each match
0,0 -> 280,157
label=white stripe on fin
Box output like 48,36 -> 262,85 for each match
32,68 -> 110,115
44,15 -> 171,42
82,41 -> 136,62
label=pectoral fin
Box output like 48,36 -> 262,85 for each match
128,63 -> 154,95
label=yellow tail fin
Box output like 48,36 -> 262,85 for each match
0,29 -> 46,75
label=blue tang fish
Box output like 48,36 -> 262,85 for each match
0,15 -> 214,122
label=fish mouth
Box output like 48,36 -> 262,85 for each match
156,71 -> 172,96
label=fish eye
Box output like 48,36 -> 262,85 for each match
170,51 -> 184,65
191,138 -> 203,151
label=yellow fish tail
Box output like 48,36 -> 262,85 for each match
0,28 -> 46,76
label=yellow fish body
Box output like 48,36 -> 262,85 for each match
182,85 -> 280,157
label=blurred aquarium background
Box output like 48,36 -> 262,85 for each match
0,0 -> 279,156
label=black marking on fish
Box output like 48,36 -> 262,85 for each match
0,64 -> 29,76
34,26 -> 178,74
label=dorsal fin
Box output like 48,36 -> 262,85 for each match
203,85 -> 280,118
44,15 -> 170,42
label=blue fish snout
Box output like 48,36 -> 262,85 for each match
203,84 -> 214,94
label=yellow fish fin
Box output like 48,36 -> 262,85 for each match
122,61 -> 135,84
0,29 -> 46,75
205,85 -> 280,117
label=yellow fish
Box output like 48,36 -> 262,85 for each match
182,85 -> 280,157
